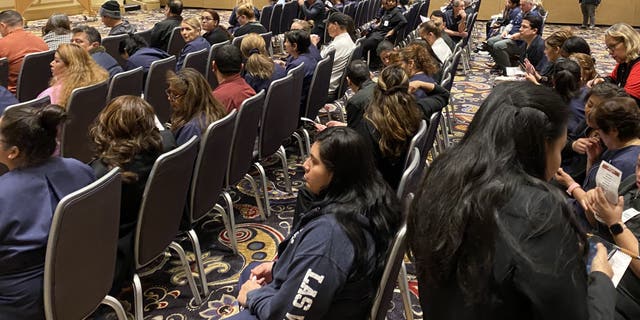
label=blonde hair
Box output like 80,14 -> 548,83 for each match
237,3 -> 256,20
606,23 -> 640,63
241,33 -> 274,80
51,43 -> 109,107
182,16 -> 201,31
570,53 -> 598,85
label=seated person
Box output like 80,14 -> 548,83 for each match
551,58 -> 587,137
518,14 -> 547,72
562,83 -> 627,184
100,0 -> 137,35
399,43 -> 439,99
377,40 -> 397,68
230,127 -> 401,319
41,14 -> 72,50
585,155 -> 640,319
119,34 -> 171,82
0,85 -> 19,113
355,65 -> 422,189
443,0 -> 468,43
149,0 -> 183,52
240,33 -> 287,93
486,0 -> 522,72
71,25 -> 123,78
290,19 -> 322,61
523,28 -> 573,86
282,30 -> 318,117
0,104 -> 95,319
37,43 -> 109,107
557,97 -> 640,227
176,17 -> 211,70
89,95 -> 172,295
310,13 -> 356,101
212,44 -> 256,113
201,9 -> 232,45
361,0 -> 406,68
166,68 -> 227,144
430,10 -> 455,50
0,10 -> 49,93
228,0 -> 260,33
419,20 -> 452,64
297,0 -> 326,37
233,3 -> 267,38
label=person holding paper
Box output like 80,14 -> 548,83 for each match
556,97 -> 640,227
407,82 -> 616,319
585,155 -> 640,319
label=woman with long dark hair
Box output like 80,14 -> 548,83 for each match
231,127 -> 401,319
408,81 -> 615,319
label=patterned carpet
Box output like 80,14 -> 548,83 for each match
26,7 -> 618,320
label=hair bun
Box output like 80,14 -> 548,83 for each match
38,104 -> 67,133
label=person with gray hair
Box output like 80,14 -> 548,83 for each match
0,9 -> 48,93
100,0 -> 136,35
41,14 -> 72,50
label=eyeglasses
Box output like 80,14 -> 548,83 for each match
200,16 -> 213,21
606,41 -> 623,53
165,89 -> 183,101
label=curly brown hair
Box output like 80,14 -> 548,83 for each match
400,43 -> 439,77
90,95 -> 163,183
365,65 -> 422,158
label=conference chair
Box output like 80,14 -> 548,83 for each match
43,168 -> 125,320
143,55 -> 176,124
16,50 -> 54,102
132,136 -> 201,320
106,66 -> 144,102
60,80 -> 109,163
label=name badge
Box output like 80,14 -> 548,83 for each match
383,20 -> 389,27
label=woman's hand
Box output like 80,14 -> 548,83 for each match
524,72 -> 540,85
587,77 -> 605,88
585,139 -> 603,162
591,243 -> 614,279
237,277 -> 265,307
555,168 -> 576,188
586,187 -> 624,226
409,80 -> 434,94
250,261 -> 275,284
326,120 -> 347,127
572,137 -> 597,154
523,58 -> 536,76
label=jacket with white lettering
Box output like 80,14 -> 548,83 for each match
237,207 -> 377,320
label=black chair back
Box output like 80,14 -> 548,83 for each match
4,95 -> 50,113
183,48 -> 209,75
134,29 -> 152,45
259,74 -> 296,159
143,55 -> 176,124
232,34 -> 247,49
107,66 -> 143,102
134,136 -> 199,268
424,111 -> 442,160
281,1 -> 299,33
261,32 -> 273,56
355,1 -> 367,27
227,90 -> 266,186
0,57 -> 8,88
167,27 -> 186,57
16,50 -> 54,102
260,5 -> 274,31
344,2 -> 356,17
405,119 -> 427,168
101,34 -> 129,67
206,40 -> 230,89
398,147 -> 422,200
304,51 -> 334,119
189,110 -> 237,224
43,168 -> 122,320
269,4 -> 283,35
335,42 -> 362,100
60,80 -> 109,163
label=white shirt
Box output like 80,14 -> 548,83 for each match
321,32 -> 356,94
432,37 -> 452,63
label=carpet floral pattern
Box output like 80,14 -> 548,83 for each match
25,8 -> 618,319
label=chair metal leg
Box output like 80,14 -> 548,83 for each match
186,229 -> 210,297
398,261 -> 414,320
169,241 -> 203,305
276,145 -> 293,193
132,273 -> 144,320
301,128 -> 311,156
101,295 -> 128,320
251,163 -> 272,218
222,190 -> 240,251
242,175 -> 267,221
292,131 -> 306,157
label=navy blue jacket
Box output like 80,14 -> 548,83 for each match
125,47 -> 171,82
91,50 -> 123,78
176,36 -> 210,70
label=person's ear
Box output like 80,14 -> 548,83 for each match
212,60 -> 218,72
90,41 -> 100,49
7,146 -> 19,160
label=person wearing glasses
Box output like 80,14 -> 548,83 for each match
201,9 -> 231,45
591,23 -> 640,107
165,68 -> 226,145
149,0 -> 183,52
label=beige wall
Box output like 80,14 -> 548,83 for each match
182,0 -> 269,10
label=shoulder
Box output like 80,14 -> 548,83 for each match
294,214 -> 356,257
